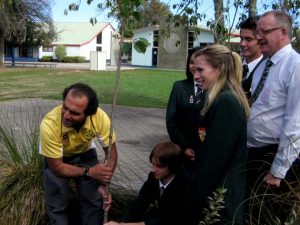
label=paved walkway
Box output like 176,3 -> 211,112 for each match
0,98 -> 168,191
4,61 -> 141,71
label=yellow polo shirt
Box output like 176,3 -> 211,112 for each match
39,105 -> 116,158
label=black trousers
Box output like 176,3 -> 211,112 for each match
246,145 -> 300,225
44,149 -> 104,225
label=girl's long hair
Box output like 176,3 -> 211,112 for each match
194,44 -> 250,118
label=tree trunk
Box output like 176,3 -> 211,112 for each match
0,36 -> 4,66
248,0 -> 257,17
213,0 -> 225,44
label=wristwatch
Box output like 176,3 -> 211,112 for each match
82,167 -> 90,177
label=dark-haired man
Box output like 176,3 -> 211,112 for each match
39,83 -> 117,225
239,16 -> 264,98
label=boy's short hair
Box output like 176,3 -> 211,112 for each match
239,16 -> 259,32
149,142 -> 182,173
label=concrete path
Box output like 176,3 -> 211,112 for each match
4,61 -> 139,71
0,98 -> 168,191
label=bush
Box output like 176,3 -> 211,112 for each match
55,45 -> 67,62
73,56 -> 85,63
40,56 -> 53,62
0,103 -> 47,225
62,56 -> 86,63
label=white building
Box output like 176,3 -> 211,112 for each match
5,22 -> 117,63
131,25 -> 215,69
131,25 -> 159,67
40,22 -> 116,62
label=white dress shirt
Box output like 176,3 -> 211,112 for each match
247,44 -> 300,179
243,55 -> 264,79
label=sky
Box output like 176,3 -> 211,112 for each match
51,1 -> 298,32
51,0 -> 216,29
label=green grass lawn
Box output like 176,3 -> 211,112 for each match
0,67 -> 185,108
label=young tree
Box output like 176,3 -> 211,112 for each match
0,0 -> 56,66
55,45 -> 67,62
65,1 -> 150,223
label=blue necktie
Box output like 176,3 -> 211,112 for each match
249,60 -> 273,106
242,64 -> 249,79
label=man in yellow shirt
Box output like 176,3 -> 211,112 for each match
39,83 -> 117,225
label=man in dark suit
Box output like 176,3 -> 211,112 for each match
105,142 -> 190,225
239,16 -> 264,99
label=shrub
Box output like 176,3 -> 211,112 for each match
62,56 -> 86,63
0,102 -> 47,225
40,56 -> 53,62
73,56 -> 85,63
61,56 -> 73,63
55,45 -> 67,62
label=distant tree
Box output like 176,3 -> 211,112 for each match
172,0 -> 299,45
248,0 -> 257,17
0,0 -> 56,66
55,45 -> 67,62
212,0 -> 225,43
131,0 -> 172,29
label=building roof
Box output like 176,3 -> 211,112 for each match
52,22 -> 115,46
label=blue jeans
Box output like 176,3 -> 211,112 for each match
44,149 -> 104,225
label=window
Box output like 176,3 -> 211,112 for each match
188,31 -> 194,50
19,47 -> 28,57
43,46 -> 53,52
27,48 -> 33,58
97,32 -> 102,44
153,30 -> 159,47
96,47 -> 102,51
4,45 -> 12,57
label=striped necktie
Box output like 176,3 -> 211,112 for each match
249,60 -> 273,106
160,186 -> 165,197
195,84 -> 202,104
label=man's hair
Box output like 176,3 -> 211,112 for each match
149,142 -> 182,173
261,10 -> 293,39
240,16 -> 259,32
62,83 -> 99,116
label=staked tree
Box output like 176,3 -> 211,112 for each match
0,0 -> 56,66
65,1 -> 150,222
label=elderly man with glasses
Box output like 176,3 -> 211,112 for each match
246,10 -> 300,224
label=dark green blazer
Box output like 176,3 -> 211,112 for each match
184,90 -> 247,225
166,79 -> 205,152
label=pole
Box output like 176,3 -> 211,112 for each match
103,24 -> 124,224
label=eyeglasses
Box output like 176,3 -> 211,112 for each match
255,26 -> 284,36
